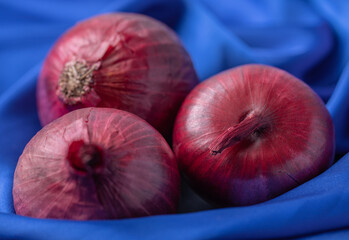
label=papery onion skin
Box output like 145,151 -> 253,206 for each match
37,13 -> 198,141
13,108 -> 180,220
173,64 -> 335,206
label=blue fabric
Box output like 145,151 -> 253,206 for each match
1,0 -> 349,239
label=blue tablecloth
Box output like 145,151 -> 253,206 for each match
1,0 -> 349,239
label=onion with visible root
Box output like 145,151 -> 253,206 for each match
37,13 -> 198,141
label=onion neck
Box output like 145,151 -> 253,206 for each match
57,60 -> 99,105
209,111 -> 269,155
67,140 -> 104,175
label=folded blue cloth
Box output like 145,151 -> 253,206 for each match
1,0 -> 349,239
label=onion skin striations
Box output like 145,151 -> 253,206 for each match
37,13 -> 198,140
173,64 -> 335,206
13,108 -> 180,220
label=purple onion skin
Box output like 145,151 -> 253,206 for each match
37,13 -> 198,141
173,64 -> 335,206
13,108 -> 180,220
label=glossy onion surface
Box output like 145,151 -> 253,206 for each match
37,13 -> 198,140
13,108 -> 179,220
173,64 -> 335,206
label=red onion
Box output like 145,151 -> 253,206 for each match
13,108 -> 179,220
37,13 -> 198,140
173,64 -> 335,206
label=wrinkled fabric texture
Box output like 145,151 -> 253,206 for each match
0,0 -> 349,239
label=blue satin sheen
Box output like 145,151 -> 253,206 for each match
1,0 -> 349,239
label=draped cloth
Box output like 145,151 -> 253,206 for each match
0,0 -> 349,239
